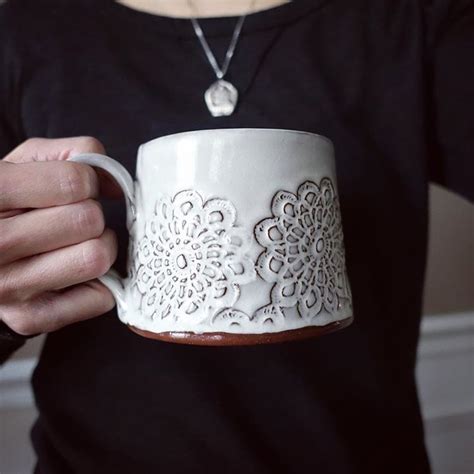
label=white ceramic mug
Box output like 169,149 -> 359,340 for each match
70,129 -> 353,345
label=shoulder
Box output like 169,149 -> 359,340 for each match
0,0 -> 107,59
0,0 -> 98,19
0,1 -> 104,37
1,0 -> 80,27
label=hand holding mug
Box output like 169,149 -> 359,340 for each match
0,137 -> 118,336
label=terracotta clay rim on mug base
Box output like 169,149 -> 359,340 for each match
128,316 -> 354,346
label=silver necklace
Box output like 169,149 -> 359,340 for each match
187,0 -> 257,117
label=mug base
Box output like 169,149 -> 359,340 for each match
127,316 -> 353,346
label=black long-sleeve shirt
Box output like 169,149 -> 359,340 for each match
1,0 -> 473,472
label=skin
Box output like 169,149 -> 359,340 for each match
116,0 -> 290,18
0,138 -> 119,335
0,1 -> 289,336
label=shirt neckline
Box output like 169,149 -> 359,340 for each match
105,0 -> 330,37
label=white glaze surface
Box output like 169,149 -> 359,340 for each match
73,129 -> 353,335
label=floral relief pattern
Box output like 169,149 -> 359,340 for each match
130,190 -> 256,322
255,178 -> 351,318
212,178 -> 352,331
128,178 -> 351,332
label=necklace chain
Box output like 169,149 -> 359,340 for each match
187,0 -> 257,80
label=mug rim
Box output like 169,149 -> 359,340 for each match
141,128 -> 334,148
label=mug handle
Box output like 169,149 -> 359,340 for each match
68,153 -> 135,311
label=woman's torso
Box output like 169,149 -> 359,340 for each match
3,1 -> 433,472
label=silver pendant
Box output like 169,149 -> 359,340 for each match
204,79 -> 238,117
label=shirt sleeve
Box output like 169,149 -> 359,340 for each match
0,4 -> 28,364
0,3 -> 24,155
427,0 -> 474,202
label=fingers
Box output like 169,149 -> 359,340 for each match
0,209 -> 24,219
2,136 -> 122,199
0,229 -> 118,303
3,136 -> 106,164
0,280 -> 115,336
0,160 -> 100,211
0,136 -> 123,336
0,199 -> 105,266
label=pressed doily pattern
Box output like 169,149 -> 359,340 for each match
210,178 -> 352,331
128,178 -> 351,331
130,190 -> 256,322
253,178 -> 352,321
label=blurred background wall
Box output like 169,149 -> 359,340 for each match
1,183 -> 472,474
424,186 -> 473,315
